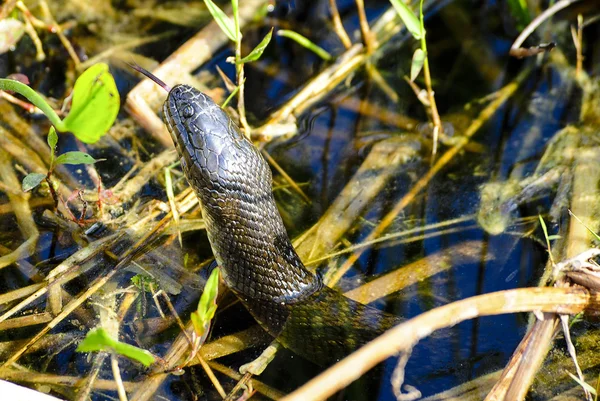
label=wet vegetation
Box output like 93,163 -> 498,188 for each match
1,0 -> 600,400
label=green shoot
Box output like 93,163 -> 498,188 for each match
22,128 -> 103,193
202,0 -> 274,135
0,63 -> 119,144
190,268 -> 220,344
77,327 -> 156,367
389,0 -> 443,152
277,30 -> 332,61
12,65 -> 115,194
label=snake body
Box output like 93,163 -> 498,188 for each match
163,85 -> 399,365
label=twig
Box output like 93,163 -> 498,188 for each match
282,287 -> 600,401
37,0 -> 81,68
328,0 -> 352,49
510,0 -> 581,54
418,0 -> 443,156
355,0 -> 374,54
570,14 -> 583,77
111,354 -> 129,401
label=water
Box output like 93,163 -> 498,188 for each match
1,0 -> 599,400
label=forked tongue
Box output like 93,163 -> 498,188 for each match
129,63 -> 171,92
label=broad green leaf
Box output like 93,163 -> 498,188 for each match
389,0 -> 422,40
62,63 -> 120,144
204,0 -> 236,42
238,28 -> 273,64
77,327 -> 155,367
0,18 -> 25,54
55,151 -> 100,165
277,30 -> 331,61
22,173 -> 46,192
410,49 -> 425,81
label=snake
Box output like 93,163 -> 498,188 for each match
161,84 -> 400,365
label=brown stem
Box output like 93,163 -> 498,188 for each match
329,0 -> 352,49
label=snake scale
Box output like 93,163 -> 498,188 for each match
162,84 -> 400,365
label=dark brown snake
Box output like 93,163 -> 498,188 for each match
162,84 -> 399,365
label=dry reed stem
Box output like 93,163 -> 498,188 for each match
282,287 -> 600,401
1,369 -> 137,392
261,150 -> 310,204
0,149 -> 39,269
510,0 -> 579,54
128,326 -> 267,401
209,360 -> 286,400
0,208 -> 174,367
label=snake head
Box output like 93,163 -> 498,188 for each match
163,84 -> 249,183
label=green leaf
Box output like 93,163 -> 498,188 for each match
277,30 -> 332,61
47,126 -> 58,149
192,268 -> 220,337
389,0 -> 422,40
204,0 -> 236,42
62,63 -> 120,144
77,328 -> 155,367
22,173 -> 46,192
410,49 -> 425,81
198,268 -> 220,322
47,126 -> 58,163
238,28 -> 273,64
55,151 -> 100,165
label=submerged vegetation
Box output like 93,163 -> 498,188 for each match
0,0 -> 599,400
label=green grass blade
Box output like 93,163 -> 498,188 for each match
239,28 -> 273,63
277,30 -> 331,61
389,0 -> 422,39
204,0 -> 236,42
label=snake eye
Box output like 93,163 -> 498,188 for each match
181,103 -> 194,118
